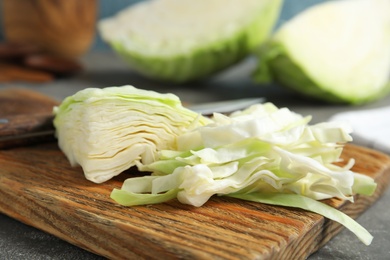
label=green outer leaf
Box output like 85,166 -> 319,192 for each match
106,0 -> 283,83
228,192 -> 373,246
252,42 -> 283,84
111,188 -> 179,206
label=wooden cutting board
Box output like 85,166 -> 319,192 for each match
0,88 -> 390,259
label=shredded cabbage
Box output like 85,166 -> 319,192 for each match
111,102 -> 377,245
228,193 -> 374,246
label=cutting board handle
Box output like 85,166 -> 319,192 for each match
0,88 -> 59,149
0,113 -> 56,149
0,113 -> 54,137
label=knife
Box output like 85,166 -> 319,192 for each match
0,97 -> 264,148
188,97 -> 264,115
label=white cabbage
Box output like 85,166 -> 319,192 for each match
53,85 -> 211,183
254,0 -> 390,104
99,0 -> 283,83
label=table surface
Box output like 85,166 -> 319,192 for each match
0,52 -> 389,260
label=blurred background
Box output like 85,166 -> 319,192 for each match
0,0 -> 325,52
1,2 -> 390,260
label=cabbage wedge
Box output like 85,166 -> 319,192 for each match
53,86 -> 211,183
253,0 -> 390,104
99,0 -> 283,83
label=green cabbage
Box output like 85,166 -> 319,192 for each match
98,0 -> 283,83
253,0 -> 390,104
53,86 -> 211,183
111,102 -> 376,245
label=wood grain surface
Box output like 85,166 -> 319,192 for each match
0,142 -> 389,260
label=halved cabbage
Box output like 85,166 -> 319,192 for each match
253,0 -> 390,104
53,86 -> 211,183
98,0 -> 283,83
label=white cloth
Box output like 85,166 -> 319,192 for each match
329,106 -> 390,154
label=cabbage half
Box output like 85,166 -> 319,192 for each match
98,0 -> 283,83
111,103 -> 376,245
53,86 -> 211,183
253,0 -> 390,104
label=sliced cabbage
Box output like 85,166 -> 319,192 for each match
229,193 -> 374,246
111,102 -> 376,245
53,86 -> 211,183
253,0 -> 390,104
98,0 -> 283,83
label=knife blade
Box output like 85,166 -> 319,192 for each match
188,97 -> 264,115
0,97 -> 264,148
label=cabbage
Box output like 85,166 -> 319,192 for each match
98,0 -> 283,83
229,193 -> 374,246
253,0 -> 390,104
111,102 -> 376,245
53,86 -> 211,183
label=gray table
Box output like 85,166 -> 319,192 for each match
1,52 -> 389,260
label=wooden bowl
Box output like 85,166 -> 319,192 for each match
2,0 -> 97,58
